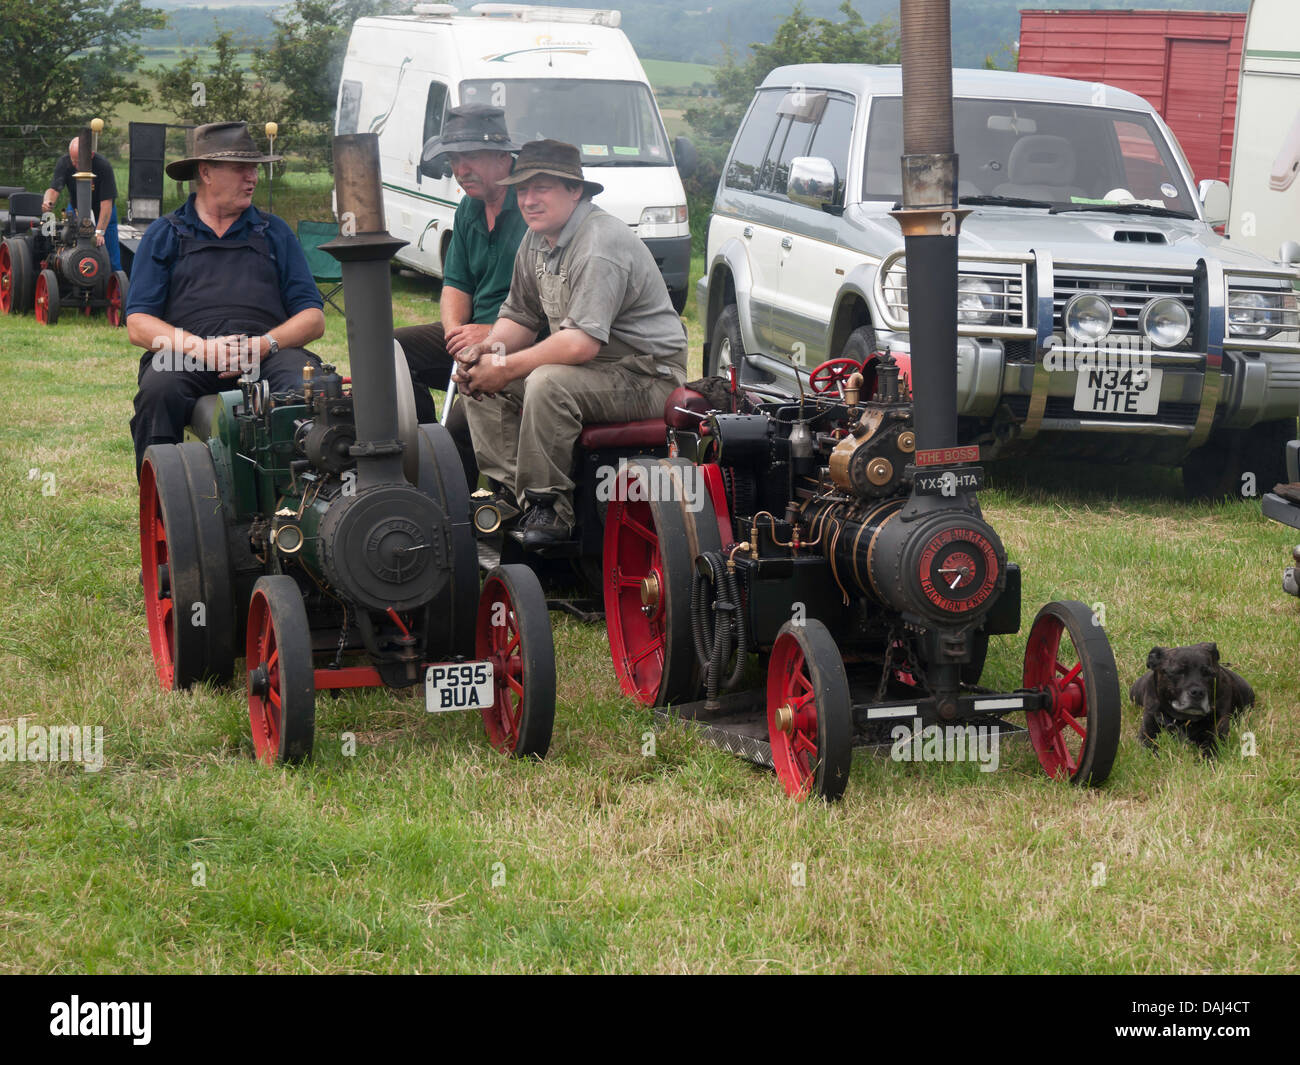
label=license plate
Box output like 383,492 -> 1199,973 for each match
914,465 -> 984,496
425,661 -> 494,713
1073,366 -> 1163,415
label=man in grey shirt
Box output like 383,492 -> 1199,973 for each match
455,139 -> 687,548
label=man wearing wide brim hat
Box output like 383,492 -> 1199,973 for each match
395,104 -> 528,491
125,121 -> 325,476
454,139 -> 687,549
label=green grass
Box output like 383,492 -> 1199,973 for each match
642,59 -> 716,90
2,219 -> 1299,972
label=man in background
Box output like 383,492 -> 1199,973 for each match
42,136 -> 121,271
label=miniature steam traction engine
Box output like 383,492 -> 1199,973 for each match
0,119 -> 128,325
602,0 -> 1122,800
139,134 -> 555,764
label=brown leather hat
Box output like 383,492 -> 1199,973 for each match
166,121 -> 282,181
496,139 -> 603,198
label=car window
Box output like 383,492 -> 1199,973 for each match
423,80 -> 448,147
338,80 -> 363,136
766,114 -> 815,196
725,90 -> 782,191
805,93 -> 855,204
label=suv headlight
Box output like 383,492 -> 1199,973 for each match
1064,293 -> 1113,343
958,276 -> 1000,325
1227,290 -> 1290,338
882,264 -> 909,327
639,205 -> 688,225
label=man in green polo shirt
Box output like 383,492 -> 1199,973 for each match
396,105 -> 526,489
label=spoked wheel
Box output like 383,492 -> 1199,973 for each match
246,575 -> 315,766
106,270 -> 129,326
767,619 -> 853,802
34,268 -> 59,324
140,445 -> 207,690
808,357 -> 862,395
1022,600 -> 1121,786
0,238 -> 33,314
603,456 -> 721,706
476,564 -> 555,758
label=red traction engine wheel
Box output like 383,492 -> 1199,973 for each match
1022,600 -> 1121,785
476,565 -> 556,759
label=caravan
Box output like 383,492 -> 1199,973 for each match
1227,0 -> 1300,261
335,3 -> 694,309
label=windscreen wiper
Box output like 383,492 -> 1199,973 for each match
1050,202 -> 1195,220
959,194 -> 1055,208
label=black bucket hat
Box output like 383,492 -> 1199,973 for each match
166,121 -> 281,181
420,104 -> 522,177
496,139 -> 603,199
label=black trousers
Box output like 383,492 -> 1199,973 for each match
130,347 -> 321,475
394,321 -> 478,491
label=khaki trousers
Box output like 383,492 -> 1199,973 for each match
465,356 -> 680,528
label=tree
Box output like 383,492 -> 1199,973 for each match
259,0 -> 397,130
685,1 -> 900,147
0,0 -> 165,179
151,30 -> 281,129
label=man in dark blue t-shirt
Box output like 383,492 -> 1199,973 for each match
125,122 -> 324,475
42,138 -> 121,271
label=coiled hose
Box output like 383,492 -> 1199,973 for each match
691,550 -> 749,709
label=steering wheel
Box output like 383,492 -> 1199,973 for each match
808,357 -> 863,395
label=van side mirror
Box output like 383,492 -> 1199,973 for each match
1279,240 -> 1300,265
787,156 -> 837,210
1199,179 -> 1230,226
673,135 -> 697,178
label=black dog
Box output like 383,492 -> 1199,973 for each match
1130,643 -> 1254,757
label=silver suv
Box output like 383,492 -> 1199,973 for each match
699,65 -> 1300,496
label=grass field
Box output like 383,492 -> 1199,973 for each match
641,59 -> 716,90
1,219 -> 1298,972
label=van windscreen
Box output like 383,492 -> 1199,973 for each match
460,79 -> 672,166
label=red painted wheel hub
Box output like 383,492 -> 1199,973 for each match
476,575 -> 525,753
139,463 -> 177,690
767,632 -> 820,800
1023,614 -> 1090,780
246,589 -> 283,766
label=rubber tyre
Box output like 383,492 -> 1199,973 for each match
603,456 -> 721,706
106,269 -> 129,326
1184,420 -> 1293,501
418,423 -> 478,659
35,268 -> 58,324
841,323 -> 877,364
706,303 -> 745,381
140,445 -> 208,690
476,564 -> 556,759
1022,600 -> 1120,786
246,575 -> 316,765
176,442 -> 235,684
767,619 -> 853,802
0,237 -> 33,314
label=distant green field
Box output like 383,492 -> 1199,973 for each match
642,59 -> 715,90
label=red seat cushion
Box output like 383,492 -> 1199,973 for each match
664,387 -> 709,429
579,418 -> 666,450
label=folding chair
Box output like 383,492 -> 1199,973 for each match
297,219 -> 345,313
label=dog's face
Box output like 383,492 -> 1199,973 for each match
1147,643 -> 1219,719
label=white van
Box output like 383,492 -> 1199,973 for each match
335,3 -> 694,309
1227,0 -> 1300,262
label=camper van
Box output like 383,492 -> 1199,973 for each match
1228,0 -> 1300,262
335,3 -> 694,309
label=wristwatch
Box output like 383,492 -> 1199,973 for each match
263,334 -> 279,357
